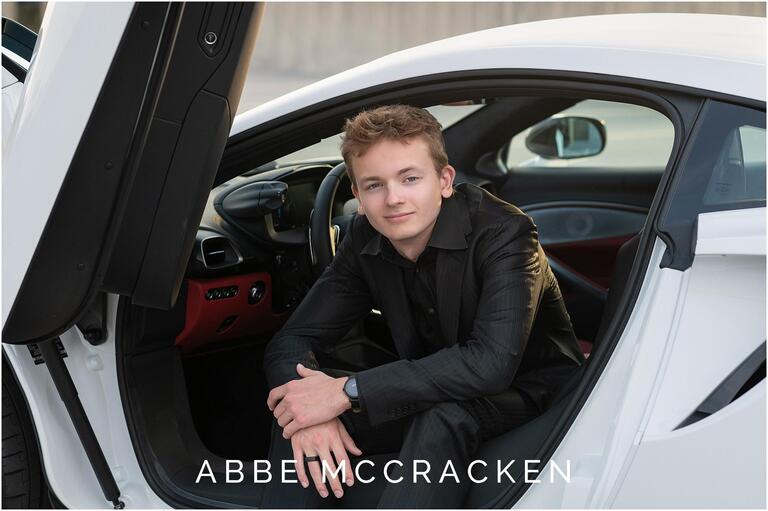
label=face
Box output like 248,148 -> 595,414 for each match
351,137 -> 455,257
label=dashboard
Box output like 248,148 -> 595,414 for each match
182,162 -> 352,321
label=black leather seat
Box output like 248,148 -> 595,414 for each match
465,231 -> 645,506
592,231 -> 642,352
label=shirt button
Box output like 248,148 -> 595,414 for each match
427,308 -> 435,315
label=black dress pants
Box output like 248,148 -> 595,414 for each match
259,388 -> 540,509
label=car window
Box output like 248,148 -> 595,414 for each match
702,124 -> 766,207
667,101 -> 766,215
505,99 -> 674,170
275,103 -> 485,164
657,100 -> 765,270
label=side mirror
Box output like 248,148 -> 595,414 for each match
525,116 -> 606,160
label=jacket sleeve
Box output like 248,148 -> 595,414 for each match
356,217 -> 545,427
262,219 -> 373,390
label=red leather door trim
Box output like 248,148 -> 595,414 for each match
544,234 -> 634,289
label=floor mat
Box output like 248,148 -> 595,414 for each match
181,339 -> 273,459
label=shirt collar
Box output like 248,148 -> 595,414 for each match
360,191 -> 471,257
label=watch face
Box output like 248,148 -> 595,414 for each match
345,377 -> 358,398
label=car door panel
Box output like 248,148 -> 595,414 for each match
3,3 -> 263,344
496,167 -> 659,342
2,2 -> 165,343
545,234 -> 636,290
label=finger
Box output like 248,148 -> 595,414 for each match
338,423 -> 362,456
272,399 -> 288,419
278,409 -> 294,429
267,385 -> 287,411
296,363 -> 317,377
275,406 -> 299,428
318,447 -> 344,498
291,439 -> 309,489
306,454 -> 328,498
330,438 -> 354,487
273,399 -> 287,420
283,416 -> 302,438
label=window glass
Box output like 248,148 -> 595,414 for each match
670,101 -> 765,215
741,126 -> 766,166
276,103 -> 485,164
506,99 -> 674,170
703,124 -> 766,206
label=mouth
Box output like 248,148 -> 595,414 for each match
384,212 -> 414,222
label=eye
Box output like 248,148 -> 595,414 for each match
404,176 -> 421,183
365,182 -> 381,191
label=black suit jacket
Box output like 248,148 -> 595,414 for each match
264,183 -> 584,427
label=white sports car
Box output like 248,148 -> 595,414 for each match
2,3 -> 765,509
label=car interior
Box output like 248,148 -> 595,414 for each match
115,93 -> 676,507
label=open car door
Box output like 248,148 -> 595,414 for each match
3,2 -> 262,342
2,3 -> 262,507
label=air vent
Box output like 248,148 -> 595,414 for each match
200,236 -> 242,270
676,341 -> 766,429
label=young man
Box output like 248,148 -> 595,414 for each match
261,105 -> 584,508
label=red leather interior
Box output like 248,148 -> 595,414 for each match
579,340 -> 593,358
544,234 -> 634,290
175,272 -> 288,352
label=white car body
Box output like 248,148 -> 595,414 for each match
2,5 -> 765,509
231,12 -> 765,135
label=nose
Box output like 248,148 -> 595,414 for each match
385,185 -> 405,207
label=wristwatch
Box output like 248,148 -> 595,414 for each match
343,376 -> 361,413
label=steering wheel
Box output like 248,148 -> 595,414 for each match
309,162 -> 349,277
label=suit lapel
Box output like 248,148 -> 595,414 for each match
434,190 -> 474,347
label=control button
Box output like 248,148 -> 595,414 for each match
249,282 -> 266,304
199,4 -> 233,57
203,31 -> 217,45
206,286 -> 239,301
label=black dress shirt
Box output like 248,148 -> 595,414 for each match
381,239 -> 442,356
263,183 -> 584,427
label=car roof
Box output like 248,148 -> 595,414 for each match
233,13 -> 765,135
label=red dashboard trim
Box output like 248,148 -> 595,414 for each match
175,272 -> 288,352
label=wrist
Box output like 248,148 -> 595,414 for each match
337,377 -> 352,413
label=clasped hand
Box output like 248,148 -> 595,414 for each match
267,364 -> 362,498
267,363 -> 351,438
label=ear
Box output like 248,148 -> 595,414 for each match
439,165 -> 456,198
